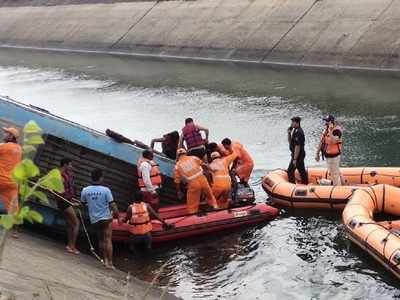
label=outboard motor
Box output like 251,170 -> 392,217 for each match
232,183 -> 255,205
230,170 -> 255,206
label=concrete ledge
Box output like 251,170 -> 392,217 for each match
0,0 -> 159,6
3,44 -> 400,77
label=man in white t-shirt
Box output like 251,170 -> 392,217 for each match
137,150 -> 162,211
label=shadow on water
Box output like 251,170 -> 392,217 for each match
2,47 -> 400,298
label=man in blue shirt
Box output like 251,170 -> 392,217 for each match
81,168 -> 121,269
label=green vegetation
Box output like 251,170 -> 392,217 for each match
0,120 -> 64,229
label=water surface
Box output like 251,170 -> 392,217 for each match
1,48 -> 400,299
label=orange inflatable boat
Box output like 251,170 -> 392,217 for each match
262,167 -> 400,209
343,184 -> 400,280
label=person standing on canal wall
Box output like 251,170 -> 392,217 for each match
179,118 -> 209,160
81,168 -> 121,269
0,127 -> 22,214
315,115 -> 343,185
58,158 -> 80,255
137,150 -> 162,211
287,117 -> 308,184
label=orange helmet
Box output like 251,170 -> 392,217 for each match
2,127 -> 20,139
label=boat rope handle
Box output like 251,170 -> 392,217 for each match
381,231 -> 393,258
309,189 -> 322,200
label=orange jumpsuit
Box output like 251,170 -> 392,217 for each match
209,153 -> 237,209
175,155 -> 218,214
219,141 -> 254,183
0,143 -> 22,213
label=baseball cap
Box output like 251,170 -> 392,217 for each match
2,127 -> 20,139
291,116 -> 301,123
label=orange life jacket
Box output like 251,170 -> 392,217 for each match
209,153 -> 237,189
128,202 -> 152,235
174,155 -> 204,183
137,158 -> 162,189
322,125 -> 342,157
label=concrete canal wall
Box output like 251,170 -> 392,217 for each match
0,230 -> 178,300
0,0 -> 400,71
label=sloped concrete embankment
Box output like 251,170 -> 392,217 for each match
0,0 -> 399,71
0,230 -> 178,300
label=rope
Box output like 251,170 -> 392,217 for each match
76,209 -> 104,264
142,259 -> 170,300
310,189 -> 322,201
109,0 -> 161,49
29,180 -> 104,264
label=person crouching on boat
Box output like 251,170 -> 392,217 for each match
150,130 -> 180,160
315,115 -> 343,186
0,127 -> 22,214
80,168 -> 122,269
178,118 -> 209,160
209,151 -> 237,209
137,150 -> 162,211
175,148 -> 218,214
58,158 -> 80,255
126,191 -> 171,252
287,117 -> 308,184
219,138 -> 254,185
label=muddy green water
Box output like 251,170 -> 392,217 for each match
0,48 -> 400,299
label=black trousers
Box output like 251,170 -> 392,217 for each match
188,146 -> 206,160
129,233 -> 152,252
287,154 -> 308,184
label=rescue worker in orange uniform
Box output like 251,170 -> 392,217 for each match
315,115 -> 343,186
219,138 -> 254,185
0,127 -> 22,214
178,118 -> 209,160
175,148 -> 218,214
126,191 -> 171,251
209,151 -> 237,209
137,149 -> 162,211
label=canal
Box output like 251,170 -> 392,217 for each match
0,48 -> 399,299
